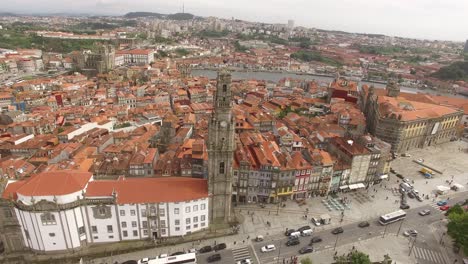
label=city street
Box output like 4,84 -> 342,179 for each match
252,194 -> 466,264
91,141 -> 468,264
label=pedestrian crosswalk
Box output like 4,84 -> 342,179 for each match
413,246 -> 447,264
428,203 -> 445,214
232,246 -> 252,263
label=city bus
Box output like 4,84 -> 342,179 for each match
379,210 -> 406,225
150,253 -> 197,264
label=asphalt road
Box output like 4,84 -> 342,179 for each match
252,194 -> 466,264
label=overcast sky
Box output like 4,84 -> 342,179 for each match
4,0 -> 467,41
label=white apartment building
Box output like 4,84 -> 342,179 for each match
2,171 -> 209,252
115,49 -> 155,65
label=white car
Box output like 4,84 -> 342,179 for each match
416,158 -> 424,163
158,254 -> 168,258
138,258 -> 156,264
261,244 -> 276,252
237,259 -> 252,264
403,230 -> 418,237
311,217 -> 321,226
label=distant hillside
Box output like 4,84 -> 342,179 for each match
124,12 -> 194,20
167,13 -> 194,20
432,61 -> 468,81
0,12 -> 17,17
124,12 -> 164,19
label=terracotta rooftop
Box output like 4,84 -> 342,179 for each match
85,177 -> 208,204
4,170 -> 92,198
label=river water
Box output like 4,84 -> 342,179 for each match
192,69 -> 462,97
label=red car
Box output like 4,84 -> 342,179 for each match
440,205 -> 450,211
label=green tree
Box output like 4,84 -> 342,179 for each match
175,48 -> 190,56
349,251 -> 371,264
301,257 -> 313,264
447,204 -> 464,216
447,207 -> 468,255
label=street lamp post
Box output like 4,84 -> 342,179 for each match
382,223 -> 388,238
334,233 -> 340,250
408,236 -> 417,256
396,218 -> 405,237
276,242 -> 282,264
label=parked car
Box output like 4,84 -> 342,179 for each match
311,217 -> 321,226
138,258 -> 156,264
286,239 -> 300,246
199,246 -> 213,253
213,243 -> 226,251
415,195 -> 423,202
299,246 -> 314,254
401,153 -> 411,157
396,174 -> 404,179
407,192 -> 415,199
236,259 -> 252,264
261,244 -> 276,252
358,221 -> 370,228
309,236 -> 322,245
158,254 -> 168,258
207,254 -> 221,262
416,158 -> 424,163
255,235 -> 264,242
301,229 -> 313,236
285,229 -> 296,236
440,205 -> 450,211
298,226 -> 312,232
122,261 -> 138,264
332,227 -> 344,235
419,209 -> 431,216
390,168 -> 396,174
437,200 -> 448,206
400,204 -> 410,209
170,252 -> 185,256
403,230 -> 418,237
188,248 -> 197,253
403,178 -> 411,183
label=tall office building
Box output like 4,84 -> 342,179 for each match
464,40 -> 468,53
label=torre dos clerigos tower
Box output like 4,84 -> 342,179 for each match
207,70 -> 235,226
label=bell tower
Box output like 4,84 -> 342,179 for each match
207,70 -> 235,226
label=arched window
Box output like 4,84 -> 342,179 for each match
219,162 -> 225,174
222,84 -> 227,92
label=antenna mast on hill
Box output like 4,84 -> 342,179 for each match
182,2 -> 185,13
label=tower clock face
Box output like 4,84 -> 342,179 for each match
220,121 -> 227,128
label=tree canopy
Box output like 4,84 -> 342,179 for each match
300,257 -> 313,264
447,204 -> 468,255
432,61 -> 468,81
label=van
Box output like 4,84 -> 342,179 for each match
301,229 -> 313,236
289,231 -> 301,239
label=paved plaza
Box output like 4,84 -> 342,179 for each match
91,140 -> 468,264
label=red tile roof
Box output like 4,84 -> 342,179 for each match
6,171 -> 92,197
86,177 -> 208,204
